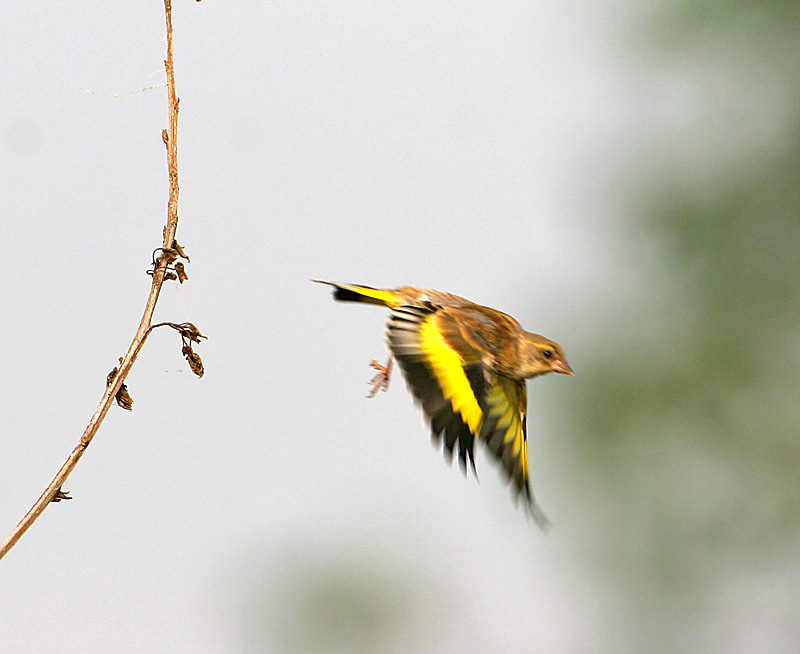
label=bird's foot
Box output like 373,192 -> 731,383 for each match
367,357 -> 393,398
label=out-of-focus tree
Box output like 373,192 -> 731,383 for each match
562,0 -> 800,650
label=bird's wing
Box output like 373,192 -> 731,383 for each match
386,302 -> 550,529
386,303 -> 487,476
480,376 -> 550,529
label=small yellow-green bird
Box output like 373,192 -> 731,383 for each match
317,281 -> 573,529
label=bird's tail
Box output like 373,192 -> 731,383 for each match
314,280 -> 400,307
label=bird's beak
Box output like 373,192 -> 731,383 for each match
551,359 -> 574,375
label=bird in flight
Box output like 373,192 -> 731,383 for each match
316,281 -> 573,530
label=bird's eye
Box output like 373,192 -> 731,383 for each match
542,349 -> 553,359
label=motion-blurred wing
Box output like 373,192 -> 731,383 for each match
480,376 -> 550,529
386,304 -> 486,475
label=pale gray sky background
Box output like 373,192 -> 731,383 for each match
2,2 -> 798,653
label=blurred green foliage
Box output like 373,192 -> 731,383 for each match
230,530 -> 455,654
563,0 -> 800,645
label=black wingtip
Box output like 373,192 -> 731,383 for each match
469,450 -> 479,481
332,287 -> 371,303
527,498 -> 552,533
315,280 -> 388,305
458,447 -> 468,476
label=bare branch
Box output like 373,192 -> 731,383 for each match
0,0 -> 190,561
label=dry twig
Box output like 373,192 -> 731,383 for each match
0,0 -> 197,561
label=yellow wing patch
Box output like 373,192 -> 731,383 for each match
418,318 -> 483,435
483,377 -> 528,481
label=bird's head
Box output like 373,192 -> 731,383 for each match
519,334 -> 573,378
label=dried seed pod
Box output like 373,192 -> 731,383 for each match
182,345 -> 204,377
180,323 -> 206,343
160,247 -> 178,264
171,239 -> 189,261
116,383 -> 134,411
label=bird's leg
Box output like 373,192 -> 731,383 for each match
367,356 -> 393,398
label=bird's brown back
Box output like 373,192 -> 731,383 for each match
388,287 -> 527,377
